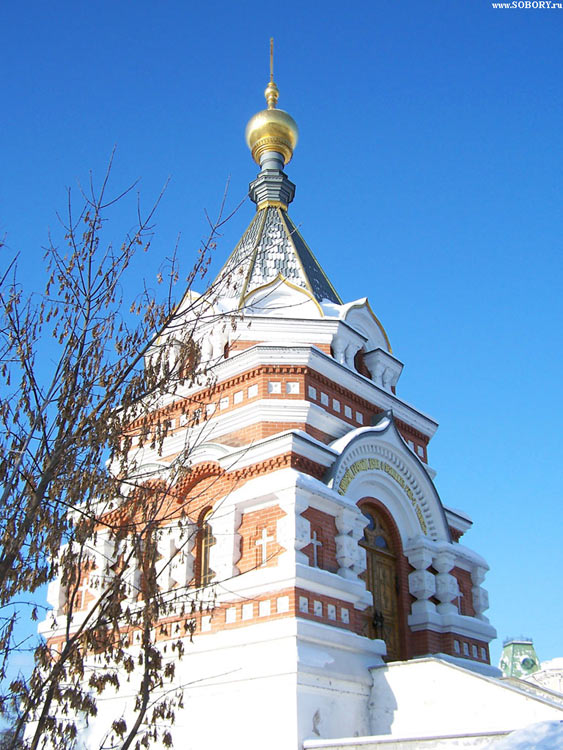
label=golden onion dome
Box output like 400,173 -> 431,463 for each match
245,68 -> 298,166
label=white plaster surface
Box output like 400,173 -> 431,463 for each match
368,658 -> 563,738
74,618 -> 385,750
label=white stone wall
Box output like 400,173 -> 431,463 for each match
368,658 -> 563,738
76,618 -> 384,750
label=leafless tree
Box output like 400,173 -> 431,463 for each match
0,157 -> 242,749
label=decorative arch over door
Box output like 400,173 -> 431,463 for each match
359,501 -> 406,661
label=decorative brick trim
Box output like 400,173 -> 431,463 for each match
301,507 -> 338,573
143,586 -> 361,641
305,369 -> 429,448
237,505 -> 286,573
412,630 -> 490,664
128,362 -> 431,452
217,422 -> 335,448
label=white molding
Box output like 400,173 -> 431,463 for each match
328,427 -> 451,543
202,399 -> 350,442
429,653 -> 503,678
444,506 -> 473,534
408,609 -> 497,641
303,729 -> 510,749
212,430 -> 336,472
134,400 -> 353,467
295,563 -> 371,608
181,345 -> 438,438
229,315 -> 344,343
128,346 -> 439,469
215,563 -> 370,610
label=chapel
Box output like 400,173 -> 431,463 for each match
42,54 -> 563,750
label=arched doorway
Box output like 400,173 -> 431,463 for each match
359,504 -> 403,661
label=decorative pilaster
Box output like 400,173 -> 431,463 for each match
331,336 -> 347,365
89,534 -> 115,596
208,508 -> 237,581
278,495 -> 310,565
46,577 -> 65,616
155,524 -> 196,593
433,549 -> 459,615
471,565 -> 490,621
344,343 -> 359,369
156,530 -> 177,593
335,506 -> 366,581
407,547 -> 436,617
331,333 -> 361,370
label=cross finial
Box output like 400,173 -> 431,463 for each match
265,38 -> 279,109
270,37 -> 274,82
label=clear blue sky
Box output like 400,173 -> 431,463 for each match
1,1 -> 561,667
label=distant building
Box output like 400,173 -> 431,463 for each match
499,638 -> 541,678
500,638 -> 563,697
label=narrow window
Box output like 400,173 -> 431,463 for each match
198,509 -> 215,587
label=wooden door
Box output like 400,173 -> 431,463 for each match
361,510 -> 401,661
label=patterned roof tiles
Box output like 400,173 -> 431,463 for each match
214,206 -> 341,308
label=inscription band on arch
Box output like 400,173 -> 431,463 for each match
336,457 -> 428,535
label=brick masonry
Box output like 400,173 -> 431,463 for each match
301,507 -> 338,573
237,505 -> 286,573
127,359 -> 430,461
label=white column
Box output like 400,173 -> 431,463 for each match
331,335 -> 347,365
120,539 -> 141,603
471,564 -> 490,621
407,546 -> 436,617
208,506 -> 237,582
277,494 -> 311,566
335,506 -> 366,581
344,343 -> 360,368
46,577 -> 65,616
433,549 -> 459,615
88,534 -> 115,596
168,523 -> 196,590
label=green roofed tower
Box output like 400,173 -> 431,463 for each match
499,638 -> 541,679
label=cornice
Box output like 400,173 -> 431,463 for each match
132,400 -> 349,467
215,430 -> 336,473
208,345 -> 438,437
133,343 -> 438,441
408,610 -> 497,641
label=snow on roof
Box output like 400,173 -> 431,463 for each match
444,506 -> 473,522
488,721 -> 563,749
541,658 -> 563,671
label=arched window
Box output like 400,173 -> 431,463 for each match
360,505 -> 404,661
197,509 -> 215,587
